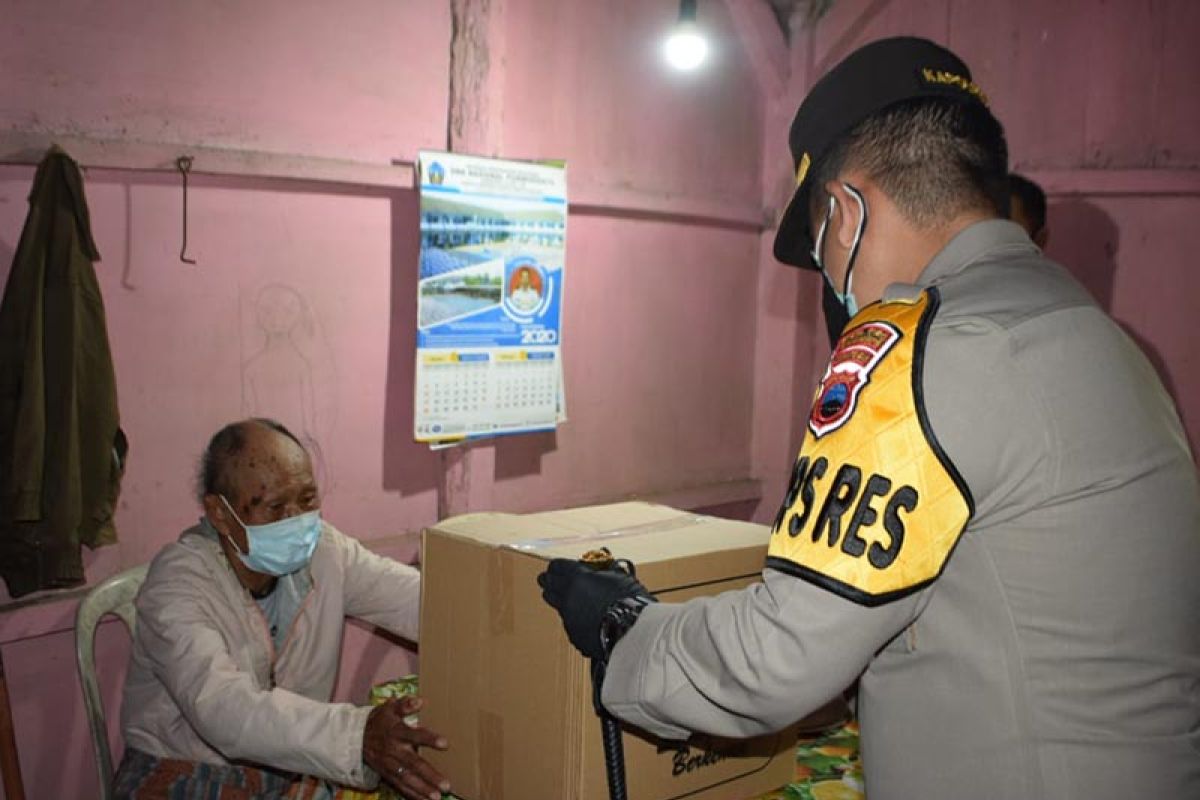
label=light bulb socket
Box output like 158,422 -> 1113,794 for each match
679,0 -> 698,24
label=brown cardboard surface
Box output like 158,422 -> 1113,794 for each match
420,502 -> 797,800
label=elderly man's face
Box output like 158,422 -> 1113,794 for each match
208,425 -> 319,555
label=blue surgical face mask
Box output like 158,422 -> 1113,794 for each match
821,271 -> 860,317
219,496 -> 321,576
811,184 -> 869,345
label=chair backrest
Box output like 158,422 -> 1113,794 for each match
75,564 -> 148,800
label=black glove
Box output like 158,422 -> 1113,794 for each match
538,558 -> 654,661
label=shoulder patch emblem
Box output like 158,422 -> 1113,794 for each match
809,321 -> 902,438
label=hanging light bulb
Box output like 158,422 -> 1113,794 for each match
663,0 -> 708,71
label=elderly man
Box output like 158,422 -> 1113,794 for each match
114,418 -> 450,800
540,37 -> 1200,800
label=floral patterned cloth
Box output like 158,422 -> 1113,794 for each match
338,678 -> 865,800
754,720 -> 865,800
112,747 -> 335,800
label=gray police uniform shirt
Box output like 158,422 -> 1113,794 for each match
601,220 -> 1200,800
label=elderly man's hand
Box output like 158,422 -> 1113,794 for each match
537,558 -> 654,661
362,696 -> 450,800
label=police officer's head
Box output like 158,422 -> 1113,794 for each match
1008,172 -> 1048,248
773,38 -> 1008,345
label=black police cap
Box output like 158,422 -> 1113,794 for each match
773,37 -> 989,270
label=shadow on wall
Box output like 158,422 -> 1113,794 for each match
495,428 -> 557,483
80,166 -> 188,293
0,235 -> 13,288
383,189 -> 441,496
787,274 -> 822,499
384,190 -> 556,495
1045,198 -> 1179,402
1045,198 -> 1119,311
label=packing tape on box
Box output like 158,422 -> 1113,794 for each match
503,513 -> 712,553
488,547 -> 516,635
478,710 -> 505,799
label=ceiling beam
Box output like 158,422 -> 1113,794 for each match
721,0 -> 791,99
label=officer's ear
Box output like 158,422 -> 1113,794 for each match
1033,226 -> 1049,249
825,181 -> 865,252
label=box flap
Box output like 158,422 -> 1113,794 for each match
429,501 -> 770,565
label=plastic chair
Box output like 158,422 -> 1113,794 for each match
75,564 -> 148,800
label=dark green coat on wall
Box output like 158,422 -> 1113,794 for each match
0,146 -> 125,598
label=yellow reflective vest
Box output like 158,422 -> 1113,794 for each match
767,289 -> 973,605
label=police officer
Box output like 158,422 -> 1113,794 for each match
539,37 -> 1200,800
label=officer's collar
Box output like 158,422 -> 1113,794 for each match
914,218 -> 1039,287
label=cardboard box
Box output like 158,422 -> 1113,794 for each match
420,502 -> 798,800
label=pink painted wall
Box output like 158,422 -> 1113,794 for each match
0,1 -> 767,797
1,1 -> 1197,798
2,0 -> 450,162
1039,192 -> 1200,455
483,0 -> 767,512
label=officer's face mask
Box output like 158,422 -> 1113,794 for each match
812,184 -> 869,347
219,495 -> 321,576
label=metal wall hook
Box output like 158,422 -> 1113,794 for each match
176,155 -> 197,264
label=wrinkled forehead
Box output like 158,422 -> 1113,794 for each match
226,427 -> 314,500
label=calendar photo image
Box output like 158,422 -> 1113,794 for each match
413,151 -> 567,445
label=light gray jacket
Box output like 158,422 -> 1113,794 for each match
120,521 -> 421,788
602,221 -> 1200,799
